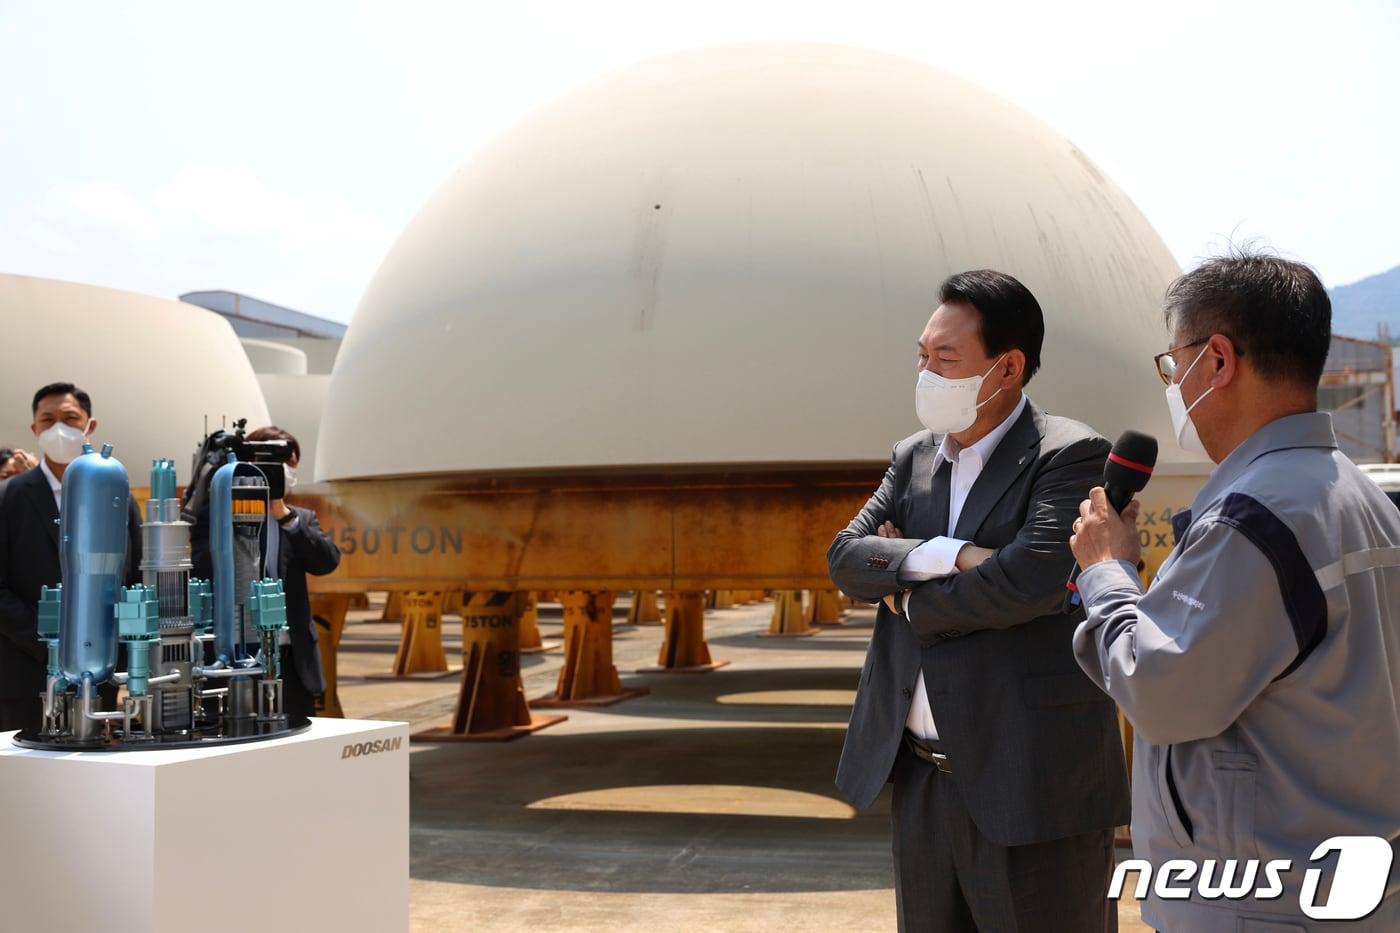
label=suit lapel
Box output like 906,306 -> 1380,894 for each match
21,467 -> 61,555
909,440 -> 934,522
952,402 -> 1044,541
909,438 -> 952,539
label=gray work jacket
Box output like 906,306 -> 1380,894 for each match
1074,412 -> 1400,932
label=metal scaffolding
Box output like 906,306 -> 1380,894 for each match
1319,331 -> 1397,464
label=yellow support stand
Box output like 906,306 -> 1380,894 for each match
310,593 -> 353,718
808,588 -> 847,626
414,592 -> 566,742
639,590 -> 730,673
518,592 -> 557,653
765,589 -> 818,637
372,591 -> 462,680
706,590 -> 737,610
626,589 -> 662,625
381,590 -> 404,622
534,591 -> 649,707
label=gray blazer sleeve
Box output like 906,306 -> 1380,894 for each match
902,435 -> 1108,641
826,445 -> 924,601
1072,519 -> 1297,745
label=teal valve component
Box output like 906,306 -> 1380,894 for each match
115,585 -> 160,696
150,458 -> 178,501
248,579 -> 287,633
248,579 -> 288,676
38,584 -> 63,681
37,584 -> 62,641
115,585 -> 160,639
188,578 -> 213,633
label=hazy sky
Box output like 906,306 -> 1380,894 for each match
2,1 -> 1396,324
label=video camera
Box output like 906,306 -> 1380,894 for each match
180,418 -> 294,522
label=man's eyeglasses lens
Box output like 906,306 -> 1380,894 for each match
1154,340 -> 1207,385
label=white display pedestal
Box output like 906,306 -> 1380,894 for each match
0,717 -> 408,933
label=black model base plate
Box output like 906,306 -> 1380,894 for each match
11,716 -> 313,752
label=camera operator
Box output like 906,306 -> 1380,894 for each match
190,425 -> 339,719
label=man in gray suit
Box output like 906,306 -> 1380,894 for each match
829,270 -> 1130,932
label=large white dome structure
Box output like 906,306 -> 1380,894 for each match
0,274 -> 270,485
317,43 -> 1183,482
256,373 -> 330,482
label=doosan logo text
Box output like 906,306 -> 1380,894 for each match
342,737 -> 403,758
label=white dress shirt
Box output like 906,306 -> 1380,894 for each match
40,458 -> 62,512
902,393 -> 1027,740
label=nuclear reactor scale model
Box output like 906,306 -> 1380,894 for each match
13,442 -> 309,750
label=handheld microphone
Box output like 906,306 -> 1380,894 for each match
1065,430 -> 1158,611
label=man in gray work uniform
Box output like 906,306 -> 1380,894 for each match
1070,251 -> 1400,931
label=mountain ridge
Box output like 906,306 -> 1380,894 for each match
1330,264 -> 1400,341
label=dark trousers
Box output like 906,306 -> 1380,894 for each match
0,698 -> 40,735
278,645 -> 317,720
891,743 -> 1116,933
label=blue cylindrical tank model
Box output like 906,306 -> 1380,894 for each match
57,444 -> 130,684
210,455 -> 266,663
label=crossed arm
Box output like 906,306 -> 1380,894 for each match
871,519 -> 991,613
827,436 -> 1109,645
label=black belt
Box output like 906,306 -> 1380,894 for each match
903,730 -> 952,774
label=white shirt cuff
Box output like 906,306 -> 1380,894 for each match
900,536 -> 968,580
901,590 -> 912,618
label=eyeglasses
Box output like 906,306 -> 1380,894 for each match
1152,340 -> 1207,385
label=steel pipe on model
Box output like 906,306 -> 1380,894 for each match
57,444 -> 129,685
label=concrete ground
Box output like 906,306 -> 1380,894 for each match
335,596 -> 1151,932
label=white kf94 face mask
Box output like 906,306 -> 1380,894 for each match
37,422 -> 89,464
1165,343 -> 1214,453
914,354 -> 1006,435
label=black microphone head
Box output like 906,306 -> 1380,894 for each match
1103,430 -> 1158,498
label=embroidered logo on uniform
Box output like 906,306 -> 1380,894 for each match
1171,590 -> 1205,611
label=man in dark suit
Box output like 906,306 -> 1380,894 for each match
829,271 -> 1130,932
191,426 -> 339,720
0,382 -> 142,733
